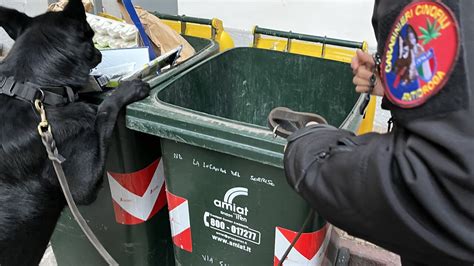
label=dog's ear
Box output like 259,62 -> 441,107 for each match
0,6 -> 32,40
63,0 -> 86,19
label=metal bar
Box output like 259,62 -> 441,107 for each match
152,12 -> 213,26
252,33 -> 259,48
211,27 -> 217,40
285,36 -> 292,52
321,36 -> 327,57
181,21 -> 187,35
254,26 -> 364,49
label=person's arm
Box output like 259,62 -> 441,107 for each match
284,112 -> 474,265
284,0 -> 474,264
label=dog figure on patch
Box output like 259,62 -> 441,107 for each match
394,24 -> 425,88
0,0 -> 150,264
391,23 -> 439,95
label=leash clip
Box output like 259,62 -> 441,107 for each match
35,89 -> 45,102
32,87 -> 116,266
359,53 -> 381,116
35,99 -> 51,137
272,124 -> 280,139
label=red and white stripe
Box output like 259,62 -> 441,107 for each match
107,159 -> 167,225
167,191 -> 193,253
274,224 -> 332,266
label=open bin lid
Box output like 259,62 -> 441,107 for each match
126,48 -> 366,168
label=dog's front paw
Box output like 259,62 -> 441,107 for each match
115,79 -> 151,105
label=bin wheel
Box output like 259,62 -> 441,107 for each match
267,107 -> 327,139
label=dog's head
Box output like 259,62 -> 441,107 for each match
0,0 -> 101,88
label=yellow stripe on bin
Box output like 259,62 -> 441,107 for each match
254,38 -> 360,64
161,18 -> 234,52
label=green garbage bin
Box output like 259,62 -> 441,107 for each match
50,35 -> 219,266
125,47 -> 365,265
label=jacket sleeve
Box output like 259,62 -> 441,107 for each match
283,112 -> 474,265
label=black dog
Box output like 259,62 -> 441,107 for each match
0,1 -> 150,264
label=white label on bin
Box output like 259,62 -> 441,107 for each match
204,211 -> 261,245
167,191 -> 193,252
203,187 -> 262,254
107,159 -> 166,225
170,200 -> 191,236
213,187 -> 249,221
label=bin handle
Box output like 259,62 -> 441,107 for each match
180,17 -> 187,35
252,26 -> 259,48
153,12 -> 219,40
210,23 -> 217,40
321,35 -> 327,58
285,31 -> 292,53
253,25 -> 364,50
153,12 -> 213,26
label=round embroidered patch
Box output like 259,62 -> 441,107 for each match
381,1 -> 460,108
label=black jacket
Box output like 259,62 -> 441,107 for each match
283,0 -> 474,265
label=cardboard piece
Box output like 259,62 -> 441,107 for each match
47,0 -> 94,13
116,1 -> 196,63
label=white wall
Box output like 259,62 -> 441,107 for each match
101,0 -> 178,19
178,0 -> 378,50
1,1 -> 378,52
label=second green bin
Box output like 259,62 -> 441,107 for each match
50,35 -> 219,266
126,47 -> 365,265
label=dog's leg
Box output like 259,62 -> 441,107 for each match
95,80 -> 150,153
55,80 -> 150,204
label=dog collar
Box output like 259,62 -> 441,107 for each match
0,76 -> 78,106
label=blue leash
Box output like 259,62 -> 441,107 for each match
122,0 -> 157,60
